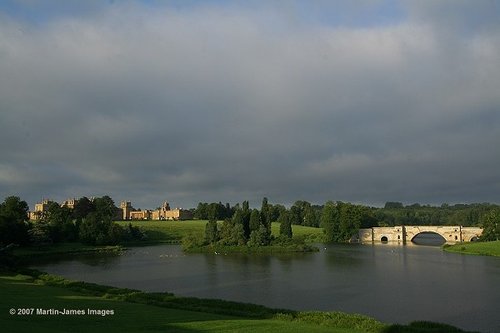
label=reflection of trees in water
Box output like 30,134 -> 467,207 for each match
32,252 -> 122,268
76,253 -> 122,267
324,244 -> 365,267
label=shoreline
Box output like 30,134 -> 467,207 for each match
0,267 -> 478,333
442,240 -> 500,257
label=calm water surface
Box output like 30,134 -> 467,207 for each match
31,244 -> 500,333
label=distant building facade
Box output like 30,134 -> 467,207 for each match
29,198 -> 77,220
29,199 -> 51,220
61,198 -> 76,209
29,198 -> 192,221
120,201 -> 151,220
120,200 -> 192,221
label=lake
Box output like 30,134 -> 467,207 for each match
31,243 -> 500,333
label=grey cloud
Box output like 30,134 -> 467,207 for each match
1,2 -> 499,209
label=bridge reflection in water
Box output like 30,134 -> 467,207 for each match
411,232 -> 446,246
359,226 -> 483,244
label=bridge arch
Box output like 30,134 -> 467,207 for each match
404,226 -> 461,244
410,231 -> 446,245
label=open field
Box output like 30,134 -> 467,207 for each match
115,220 -> 325,244
443,240 -> 500,257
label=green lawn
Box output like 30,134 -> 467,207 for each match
443,240 -> 500,257
116,220 -> 208,243
0,271 -> 369,333
115,220 -> 325,244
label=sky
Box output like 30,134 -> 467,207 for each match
1,0 -> 499,210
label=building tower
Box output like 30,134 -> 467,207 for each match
120,201 -> 132,220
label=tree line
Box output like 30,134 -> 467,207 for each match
0,196 -> 143,248
193,200 -> 500,242
1,195 -> 499,250
201,198 -> 291,247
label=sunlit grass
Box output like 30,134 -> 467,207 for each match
443,240 -> 500,256
116,220 -> 325,243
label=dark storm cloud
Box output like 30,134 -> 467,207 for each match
1,1 -> 499,209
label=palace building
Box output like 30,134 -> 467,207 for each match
29,198 -> 192,221
29,199 -> 51,220
120,200 -> 192,221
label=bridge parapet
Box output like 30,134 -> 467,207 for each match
360,226 -> 404,243
359,226 -> 483,244
461,227 -> 483,242
405,226 -> 462,243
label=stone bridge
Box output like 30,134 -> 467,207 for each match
359,226 -> 483,244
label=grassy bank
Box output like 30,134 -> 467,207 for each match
443,240 -> 500,256
0,269 -> 476,333
115,220 -> 325,244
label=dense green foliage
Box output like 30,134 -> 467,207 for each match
3,194 -> 500,250
194,199 -> 500,242
188,199 -> 311,251
321,201 -> 376,242
289,200 -> 321,227
375,202 -> 498,228
204,219 -> 219,244
279,211 -> 293,238
194,201 -> 234,220
479,209 -> 500,241
0,196 -> 143,249
0,196 -> 30,246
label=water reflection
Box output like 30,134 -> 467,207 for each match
30,244 -> 500,333
411,232 -> 446,246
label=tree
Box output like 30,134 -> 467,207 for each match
269,204 -> 286,223
0,196 -> 30,246
218,218 -> 235,245
194,202 -> 209,219
73,197 -> 95,220
320,201 -> 339,242
260,197 -> 270,229
204,208 -> 219,245
204,220 -> 219,245
1,196 -> 29,222
480,210 -> 500,241
229,222 -> 246,246
260,197 -> 272,243
78,212 -> 125,245
384,202 -> 403,209
337,202 -> 362,242
248,225 -> 270,247
241,201 -> 251,237
279,211 -> 292,239
303,205 -> 318,227
78,212 -> 115,245
289,205 -> 302,225
249,209 -> 261,234
28,220 -> 52,245
232,209 -> 249,240
43,202 -> 77,242
93,196 -> 119,220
